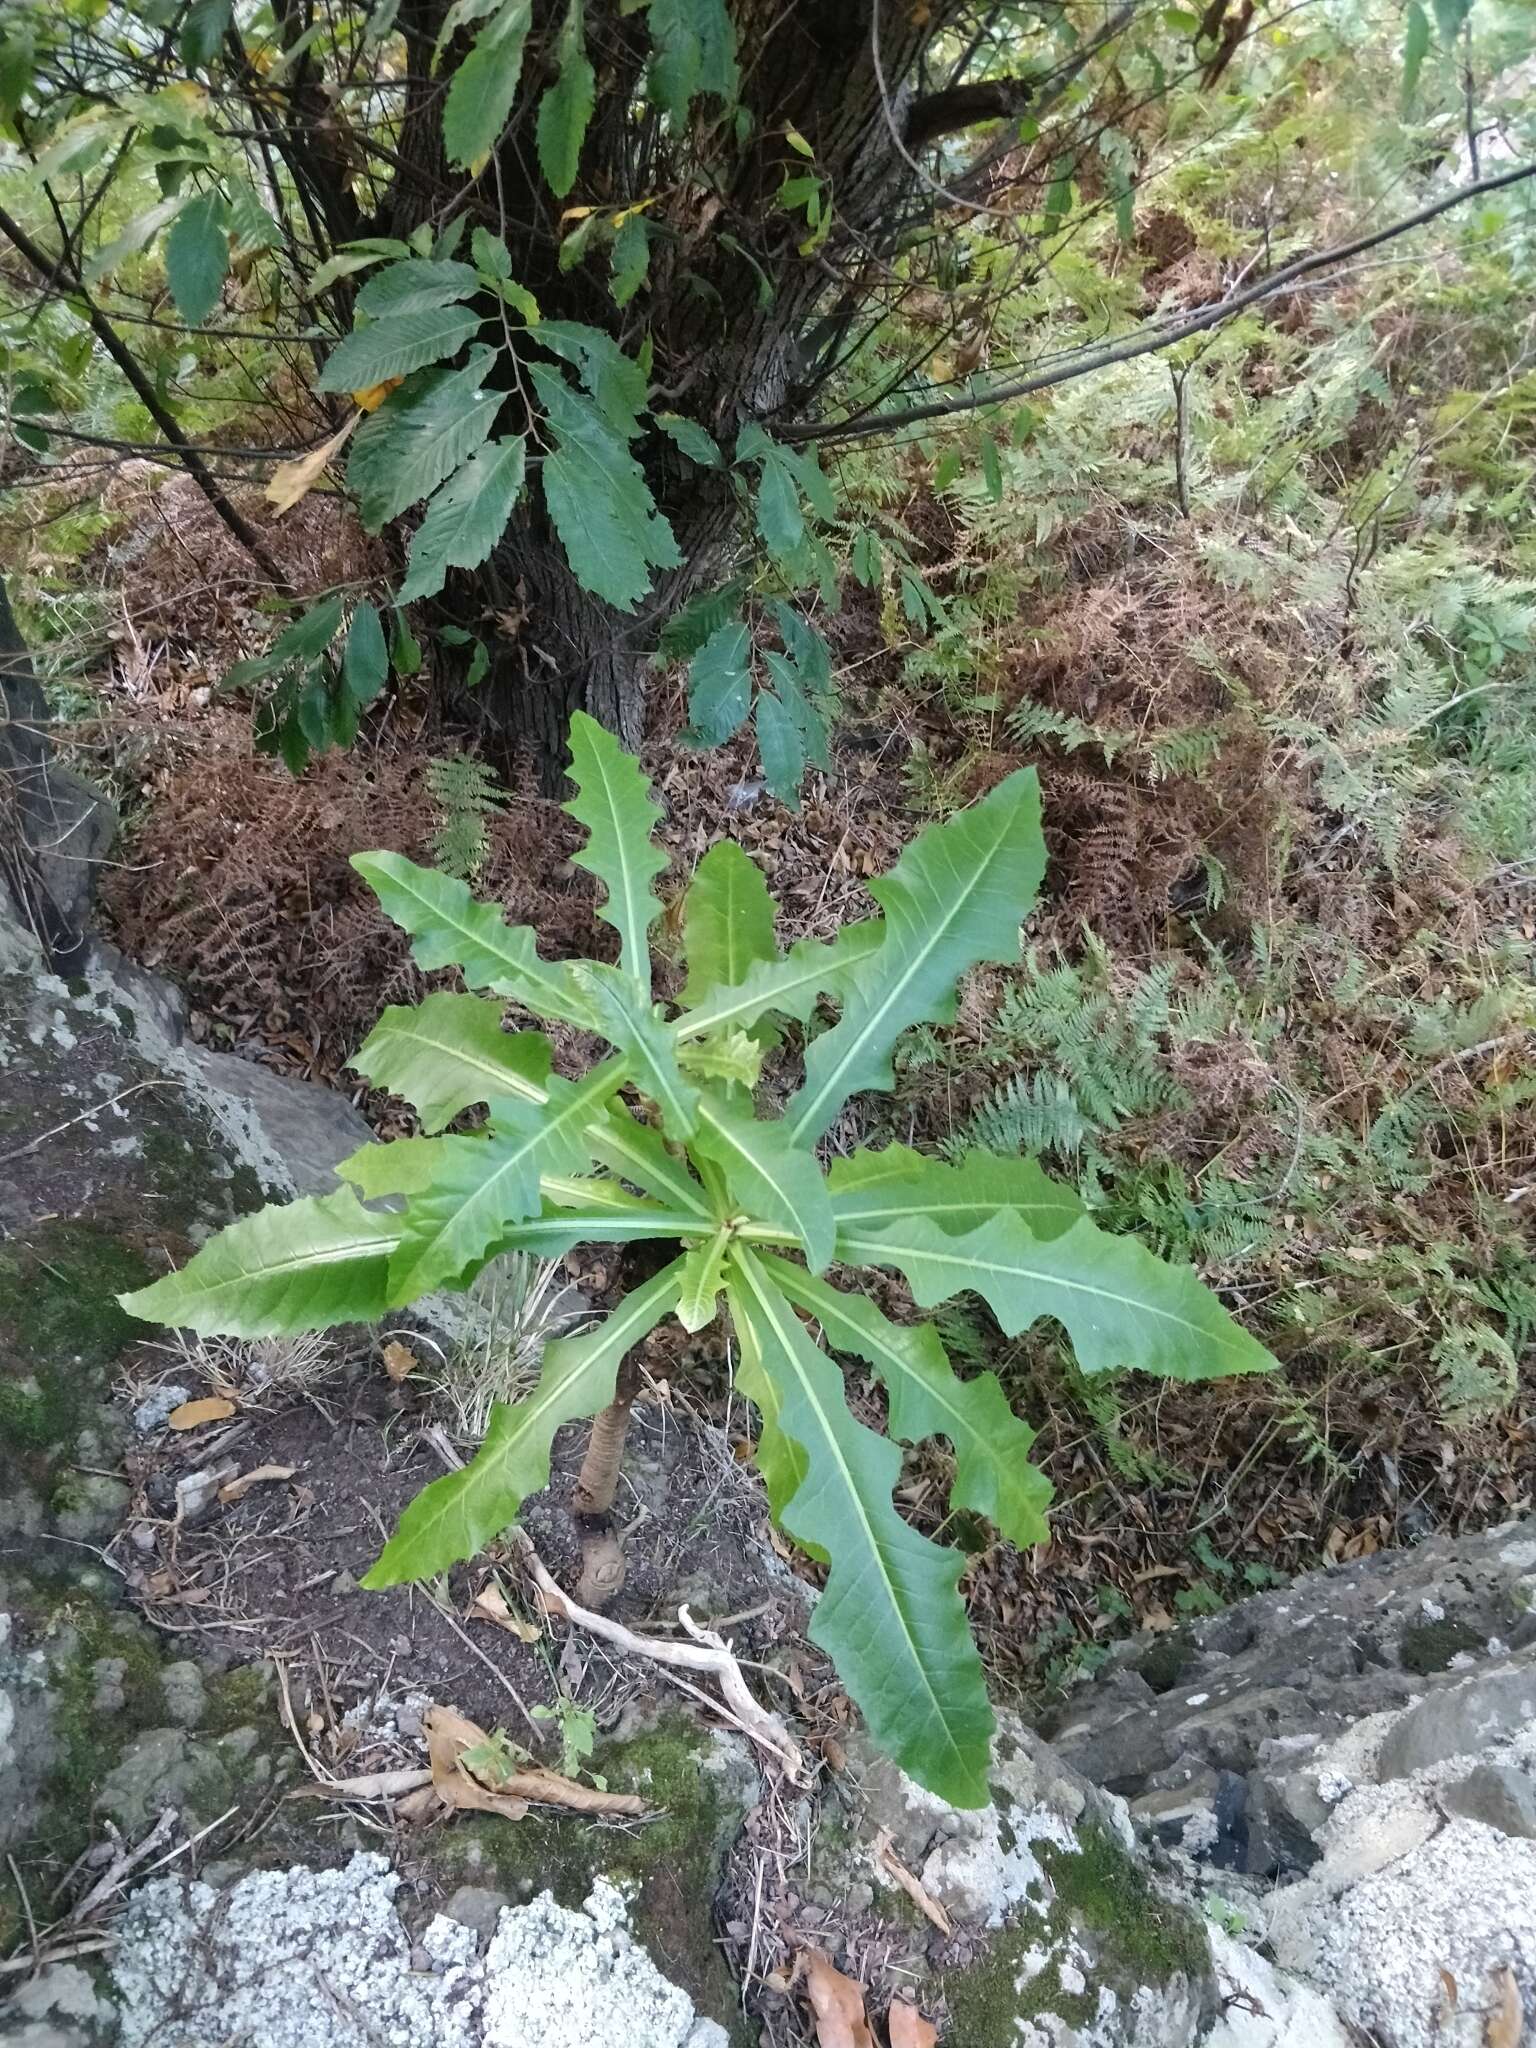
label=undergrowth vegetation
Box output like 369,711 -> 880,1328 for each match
3,0 -> 1533,1684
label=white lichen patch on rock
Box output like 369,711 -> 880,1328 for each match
1265,1661 -> 1536,2047
112,1853 -> 727,2048
889,1765 -> 1086,1929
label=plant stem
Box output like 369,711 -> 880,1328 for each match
572,1354 -> 639,1516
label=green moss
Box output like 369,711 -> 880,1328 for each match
1038,1823 -> 1209,1987
1137,1634 -> 1198,1694
423,1716 -> 753,2045
200,1663 -> 276,1736
0,1376 -> 63,1451
1399,1618 -> 1484,1675
944,1923 -> 1095,2044
0,1578 -> 167,1949
0,1220 -> 151,1377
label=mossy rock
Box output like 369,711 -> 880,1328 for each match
0,1564 -> 305,1953
419,1713 -> 757,2045
0,965 -> 266,1533
1399,1617 -> 1485,1675
941,1821 -> 1213,2046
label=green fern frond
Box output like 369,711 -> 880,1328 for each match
427,753 -> 507,881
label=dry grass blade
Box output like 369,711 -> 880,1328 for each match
871,1827 -> 952,1934
802,1949 -> 875,2048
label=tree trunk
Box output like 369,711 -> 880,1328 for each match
473,472 -> 740,788
473,532 -> 650,790
372,0 -> 971,783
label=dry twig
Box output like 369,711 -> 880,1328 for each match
513,1532 -> 806,1783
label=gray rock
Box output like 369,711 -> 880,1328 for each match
159,1662 -> 206,1729
1376,1661 -> 1536,1780
1438,1762 -> 1536,1838
132,1385 -> 191,1434
111,1854 -> 730,2047
443,1885 -> 511,1944
97,1725 -> 267,1835
0,1959 -> 118,2046
187,1047 -> 372,1199
90,1659 -> 128,1717
174,1465 -> 236,1524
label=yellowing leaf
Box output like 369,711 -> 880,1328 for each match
266,415 -> 358,513
560,204 -> 597,222
467,1577 -> 541,1641
354,376 -> 404,413
168,1395 -> 236,1430
163,81 -> 210,112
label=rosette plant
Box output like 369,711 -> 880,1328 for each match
123,716 -> 1276,1804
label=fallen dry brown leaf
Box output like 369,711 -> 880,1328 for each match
218,1463 -> 297,1503
265,415 -> 357,513
167,1396 -> 236,1430
423,1705 -> 647,1819
467,1578 -> 541,1643
887,1999 -> 939,2048
1486,1966 -> 1523,2048
872,1827 -> 952,1935
381,1339 -> 420,1384
802,1950 -> 875,2048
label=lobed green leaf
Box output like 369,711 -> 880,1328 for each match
787,769 -> 1045,1142
766,1257 -> 1053,1550
350,993 -> 552,1130
351,852 -> 595,1025
693,1095 -> 834,1271
118,1191 -> 398,1338
563,711 -> 669,993
842,1209 -> 1280,1381
728,1249 -> 994,1807
680,840 -> 776,1005
828,1143 -> 1083,1245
